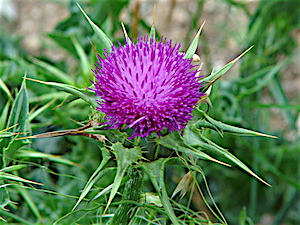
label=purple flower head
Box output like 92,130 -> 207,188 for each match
92,36 -> 203,138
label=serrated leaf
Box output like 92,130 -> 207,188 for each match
142,158 -> 165,191
103,142 -> 142,214
142,158 -> 180,225
196,109 -> 276,138
186,126 -> 271,186
157,132 -> 230,166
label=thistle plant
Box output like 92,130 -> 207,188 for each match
92,36 -> 203,138
0,4 -> 278,225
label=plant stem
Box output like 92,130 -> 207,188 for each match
109,168 -> 143,225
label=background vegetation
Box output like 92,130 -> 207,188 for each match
0,0 -> 299,224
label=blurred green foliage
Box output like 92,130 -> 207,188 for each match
0,0 -> 299,224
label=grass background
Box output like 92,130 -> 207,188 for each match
0,0 -> 299,224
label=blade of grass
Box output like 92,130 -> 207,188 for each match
0,101 -> 10,130
0,165 -> 27,172
71,35 -> 90,77
0,172 -> 42,185
0,78 -> 13,101
16,186 -> 43,222
73,148 -> 111,210
29,56 -> 74,85
2,77 -> 29,166
159,158 -> 180,225
16,150 -> 81,167
27,98 -> 57,122
77,3 -> 113,52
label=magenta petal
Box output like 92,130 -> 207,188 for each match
92,36 -> 203,138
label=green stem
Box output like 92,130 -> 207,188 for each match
109,168 -> 143,225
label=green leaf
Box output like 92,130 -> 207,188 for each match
0,180 -> 11,209
1,78 -> 29,166
71,35 -> 90,77
83,168 -> 117,203
149,25 -> 156,41
16,187 -> 42,222
237,60 -> 289,101
29,56 -> 74,85
48,31 -> 77,56
16,150 -> 80,167
0,102 -> 10,130
140,192 -> 162,207
142,158 -> 181,224
188,127 -> 271,187
196,109 -> 276,138
72,148 -> 111,210
142,158 -> 165,192
0,172 -> 42,185
26,78 -> 96,108
201,46 -> 253,83
159,158 -> 180,225
142,158 -> 180,224
28,92 -> 69,104
239,207 -> 247,225
0,165 -> 27,172
27,98 -> 56,122
104,142 -> 142,214
184,21 -> 205,59
3,140 -> 28,167
0,78 -> 13,101
156,132 -> 230,166
77,3 -> 113,53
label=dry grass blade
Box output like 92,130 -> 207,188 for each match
16,120 -> 106,143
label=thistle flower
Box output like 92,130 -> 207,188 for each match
92,36 -> 203,138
